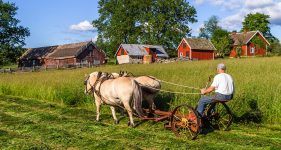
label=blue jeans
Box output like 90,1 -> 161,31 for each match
197,93 -> 233,116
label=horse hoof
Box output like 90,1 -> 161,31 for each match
131,123 -> 135,128
114,120 -> 119,124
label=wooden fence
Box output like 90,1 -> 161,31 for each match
0,63 -> 102,74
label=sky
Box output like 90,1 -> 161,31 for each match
4,0 -> 281,48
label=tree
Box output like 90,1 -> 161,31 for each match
198,16 -> 220,39
211,28 -> 233,57
268,39 -> 281,55
93,0 -> 197,58
251,36 -> 266,50
242,13 -> 274,40
0,0 -> 30,65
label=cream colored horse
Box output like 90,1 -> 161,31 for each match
113,71 -> 161,112
84,72 -> 145,127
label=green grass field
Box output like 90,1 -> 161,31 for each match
0,95 -> 281,149
1,57 -> 281,149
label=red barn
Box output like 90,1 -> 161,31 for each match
19,41 -> 106,68
177,38 -> 216,60
229,31 -> 270,57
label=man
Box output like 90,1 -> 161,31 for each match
197,63 -> 234,116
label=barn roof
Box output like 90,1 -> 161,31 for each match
230,31 -> 270,46
21,41 -> 105,60
20,46 -> 57,60
46,41 -> 90,58
183,38 -> 216,51
117,44 -> 169,58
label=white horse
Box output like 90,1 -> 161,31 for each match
114,71 -> 161,112
84,72 -> 145,127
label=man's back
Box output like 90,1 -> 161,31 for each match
211,73 -> 234,95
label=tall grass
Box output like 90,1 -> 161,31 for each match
0,57 -> 281,123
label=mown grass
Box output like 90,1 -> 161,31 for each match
0,95 -> 281,149
0,57 -> 281,124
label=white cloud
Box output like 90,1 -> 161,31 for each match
207,0 -> 242,10
217,0 -> 281,31
195,0 -> 204,5
91,35 -> 98,42
70,20 -> 95,32
245,0 -> 274,9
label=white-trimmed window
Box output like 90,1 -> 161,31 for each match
179,52 -> 183,57
250,47 -> 255,54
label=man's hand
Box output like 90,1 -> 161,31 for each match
201,86 -> 215,95
201,88 -> 206,95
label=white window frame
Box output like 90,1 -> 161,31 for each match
250,47 -> 255,54
179,52 -> 183,57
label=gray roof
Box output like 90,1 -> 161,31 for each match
184,38 -> 216,51
20,46 -> 57,60
20,41 -> 106,60
117,44 -> 169,58
46,41 -> 90,58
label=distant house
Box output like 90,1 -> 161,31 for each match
229,31 -> 270,57
19,41 -> 106,68
115,44 -> 169,64
177,38 -> 216,60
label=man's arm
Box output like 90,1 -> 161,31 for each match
201,86 -> 215,95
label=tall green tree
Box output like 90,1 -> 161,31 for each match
198,16 -> 220,39
242,13 -> 274,40
93,0 -> 197,58
211,28 -> 233,57
268,39 -> 281,55
0,0 -> 30,65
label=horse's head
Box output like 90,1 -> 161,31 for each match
84,71 -> 103,94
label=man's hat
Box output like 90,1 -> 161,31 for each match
217,63 -> 226,70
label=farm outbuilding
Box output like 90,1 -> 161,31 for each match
229,31 -> 270,57
19,41 -> 106,68
19,46 -> 57,67
177,38 -> 216,60
115,44 -> 169,64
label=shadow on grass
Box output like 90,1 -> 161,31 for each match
234,99 -> 263,124
153,93 -> 175,111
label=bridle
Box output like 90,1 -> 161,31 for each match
84,71 -> 103,94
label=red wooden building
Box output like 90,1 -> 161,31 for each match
19,41 -> 106,68
229,31 -> 270,57
177,38 -> 216,60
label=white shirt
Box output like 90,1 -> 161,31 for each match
211,73 -> 234,95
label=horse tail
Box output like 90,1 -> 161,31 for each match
132,80 -> 145,117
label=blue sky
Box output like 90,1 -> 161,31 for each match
5,0 -> 281,48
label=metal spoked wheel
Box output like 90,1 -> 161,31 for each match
170,104 -> 201,140
206,102 -> 233,131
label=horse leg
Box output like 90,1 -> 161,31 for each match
123,102 -> 135,127
110,106 -> 119,124
94,94 -> 101,122
145,94 -> 155,114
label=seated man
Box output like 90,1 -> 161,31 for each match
197,63 -> 234,116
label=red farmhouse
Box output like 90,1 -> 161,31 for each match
177,38 -> 216,60
229,31 -> 270,57
115,44 -> 169,64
